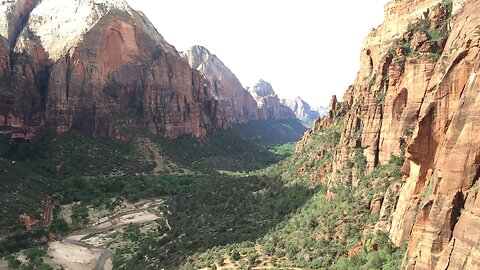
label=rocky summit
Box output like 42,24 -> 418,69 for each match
249,79 -> 296,120
182,46 -> 298,123
0,0 -> 219,138
181,45 -> 259,123
282,96 -> 320,126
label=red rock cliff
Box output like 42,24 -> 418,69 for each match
0,0 -> 229,138
181,45 -> 260,123
297,0 -> 480,268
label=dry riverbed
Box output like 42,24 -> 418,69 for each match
46,199 -> 165,270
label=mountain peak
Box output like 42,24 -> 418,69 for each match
281,96 -> 319,126
190,45 -> 211,55
252,79 -> 275,97
0,0 -> 40,47
11,0 -> 134,60
181,45 -> 217,71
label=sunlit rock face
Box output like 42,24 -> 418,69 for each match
296,0 -> 480,268
0,0 -> 231,138
282,96 -> 320,127
0,0 -> 301,139
249,79 -> 295,120
181,45 -> 259,123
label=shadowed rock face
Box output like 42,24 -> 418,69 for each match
0,0 -> 229,138
181,45 -> 259,123
181,46 -> 299,124
296,0 -> 480,268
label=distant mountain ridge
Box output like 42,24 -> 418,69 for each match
248,79 -> 296,120
180,45 -> 259,123
281,96 -> 320,126
0,0 -> 301,140
182,46 -> 297,121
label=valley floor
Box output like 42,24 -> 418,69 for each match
0,119 -> 404,269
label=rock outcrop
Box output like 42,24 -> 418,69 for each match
181,45 -> 259,123
249,79 -> 295,120
0,0 -> 230,139
281,96 -> 320,126
0,0 -> 38,47
296,0 -> 480,268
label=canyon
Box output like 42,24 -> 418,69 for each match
1,0 -> 480,269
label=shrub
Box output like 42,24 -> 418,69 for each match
375,91 -> 386,103
369,74 -> 377,87
70,204 -> 89,225
4,255 -> 21,268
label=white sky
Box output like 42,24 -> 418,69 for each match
126,1 -> 389,107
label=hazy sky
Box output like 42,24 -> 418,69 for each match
126,1 -> 389,107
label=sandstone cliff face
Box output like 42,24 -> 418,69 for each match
249,79 -> 296,120
282,96 -> 320,126
297,0 -> 480,268
0,0 -> 229,138
0,0 -> 38,47
392,1 -> 480,268
181,45 -> 259,123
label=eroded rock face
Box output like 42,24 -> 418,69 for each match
0,0 -> 298,139
0,0 -> 228,138
296,0 -> 480,268
282,96 -> 320,126
345,0 -> 480,267
181,45 -> 259,123
393,1 -> 480,268
0,0 -> 39,47
249,79 -> 295,120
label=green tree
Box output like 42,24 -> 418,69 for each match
5,255 -> 21,269
71,204 -> 89,225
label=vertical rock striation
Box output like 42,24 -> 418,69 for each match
296,0 -> 480,268
181,45 -> 259,123
0,0 -> 299,139
0,0 -> 229,138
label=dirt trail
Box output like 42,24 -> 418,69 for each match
43,201 -> 54,225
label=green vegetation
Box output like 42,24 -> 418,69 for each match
113,173 -> 314,269
3,247 -> 53,270
387,0 -> 452,62
369,73 -> 377,87
0,109 -> 407,269
0,130 -> 156,238
231,119 -> 307,145
375,91 -> 386,104
152,130 -> 283,171
265,142 -> 296,157
49,206 -> 69,234
0,124 -> 295,235
70,203 -> 89,225
162,117 -> 405,270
